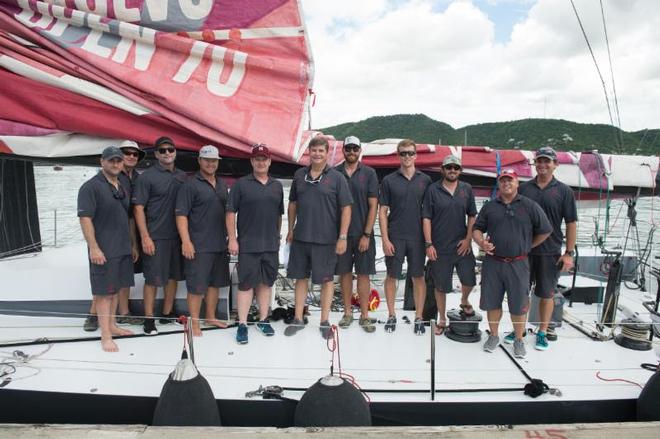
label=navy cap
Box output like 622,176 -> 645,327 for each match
535,146 -> 557,161
155,136 -> 175,148
101,146 -> 123,161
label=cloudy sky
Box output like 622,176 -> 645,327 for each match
300,0 -> 659,132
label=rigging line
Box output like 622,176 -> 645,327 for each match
599,0 -> 623,145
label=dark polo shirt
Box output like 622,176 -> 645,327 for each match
422,180 -> 477,254
379,169 -> 431,242
474,194 -> 552,258
289,165 -> 353,245
132,163 -> 186,240
175,172 -> 228,253
227,174 -> 284,253
118,170 -> 139,219
77,172 -> 131,258
335,162 -> 379,238
520,177 -> 577,256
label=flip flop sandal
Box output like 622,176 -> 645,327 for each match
459,304 -> 475,317
434,324 -> 446,336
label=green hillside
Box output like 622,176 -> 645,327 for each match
319,114 -> 659,155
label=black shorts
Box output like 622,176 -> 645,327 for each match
184,251 -> 230,294
89,255 -> 134,296
385,239 -> 426,278
287,240 -> 336,285
529,254 -> 560,299
429,253 -> 476,293
335,235 -> 376,276
142,239 -> 183,287
479,256 -> 530,316
238,251 -> 279,291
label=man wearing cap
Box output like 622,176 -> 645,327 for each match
227,144 -> 283,344
422,155 -> 477,335
77,146 -> 134,352
285,136 -> 353,339
175,145 -> 229,336
334,136 -> 379,333
379,139 -> 432,335
516,147 -> 577,351
473,169 -> 552,358
133,137 -> 187,335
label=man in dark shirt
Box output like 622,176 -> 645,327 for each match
77,146 -> 134,352
473,170 -> 552,359
285,136 -> 353,339
422,155 -> 477,335
379,139 -> 432,335
175,145 -> 230,337
133,137 -> 187,335
517,147 -> 577,350
227,145 -> 284,344
335,136 -> 379,333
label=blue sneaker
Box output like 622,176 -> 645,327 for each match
256,320 -> 275,336
236,323 -> 248,344
504,331 -> 527,344
535,331 -> 549,351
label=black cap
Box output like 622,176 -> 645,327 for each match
155,136 -> 175,148
535,146 -> 557,161
101,146 -> 123,161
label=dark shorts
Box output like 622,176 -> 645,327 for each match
385,239 -> 426,278
238,251 -> 279,291
479,256 -> 530,315
89,255 -> 134,296
287,240 -> 336,285
142,239 -> 184,287
529,254 -> 560,299
335,235 -> 376,276
429,252 -> 476,293
184,251 -> 230,294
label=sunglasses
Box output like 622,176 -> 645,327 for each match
158,147 -> 176,154
444,165 -> 461,171
398,151 -> 416,157
111,185 -> 125,200
304,172 -> 324,185
123,150 -> 140,157
344,145 -> 360,153
505,204 -> 515,218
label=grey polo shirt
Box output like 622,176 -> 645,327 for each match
422,180 -> 477,254
77,172 -> 131,258
175,172 -> 229,253
226,174 -> 284,253
289,165 -> 353,245
474,194 -> 552,258
335,162 -> 379,238
520,177 -> 578,256
132,163 -> 186,240
379,169 -> 432,242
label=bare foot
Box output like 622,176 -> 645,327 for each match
110,326 -> 134,336
101,337 -> 119,352
192,322 -> 203,337
204,318 -> 228,329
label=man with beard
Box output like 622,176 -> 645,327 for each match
77,146 -> 134,351
335,136 -> 379,333
176,145 -> 229,336
422,155 -> 477,335
133,137 -> 187,335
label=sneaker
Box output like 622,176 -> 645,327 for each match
319,321 -> 334,340
116,313 -> 143,325
236,324 -> 248,344
535,331 -> 549,351
256,320 -> 275,336
143,318 -> 158,335
83,315 -> 98,332
546,327 -> 558,341
414,318 -> 425,335
359,316 -> 376,333
503,331 -> 526,344
513,339 -> 527,358
384,315 -> 397,333
483,334 -> 500,352
159,312 -> 181,325
284,318 -> 305,337
338,314 -> 354,328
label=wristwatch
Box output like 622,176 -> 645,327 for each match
338,234 -> 347,240
362,232 -> 372,238
425,241 -> 433,249
564,250 -> 575,257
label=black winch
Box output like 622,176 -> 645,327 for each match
446,308 -> 483,343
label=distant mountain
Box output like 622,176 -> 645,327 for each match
319,114 -> 659,155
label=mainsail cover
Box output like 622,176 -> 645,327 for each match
0,0 -> 313,161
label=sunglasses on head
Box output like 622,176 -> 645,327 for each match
444,165 -> 461,171
398,151 -> 416,157
123,150 -> 139,157
344,145 -> 360,152
158,147 -> 175,154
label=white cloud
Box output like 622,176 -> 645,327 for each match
301,0 -> 660,131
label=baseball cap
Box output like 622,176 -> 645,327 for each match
535,146 -> 557,161
251,144 -> 271,158
343,136 -> 361,147
119,140 -> 146,161
154,136 -> 175,149
199,145 -> 220,159
442,155 -> 461,168
101,146 -> 123,161
498,169 -> 519,180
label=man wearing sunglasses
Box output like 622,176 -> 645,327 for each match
379,139 -> 432,335
285,136 -> 353,339
334,136 -> 379,333
77,146 -> 135,352
176,145 -> 230,337
516,147 -> 577,351
473,169 -> 552,358
133,136 -> 187,335
422,155 -> 477,335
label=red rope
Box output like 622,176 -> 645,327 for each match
596,371 -> 643,389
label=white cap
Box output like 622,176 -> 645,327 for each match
343,136 -> 361,147
199,145 -> 220,159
